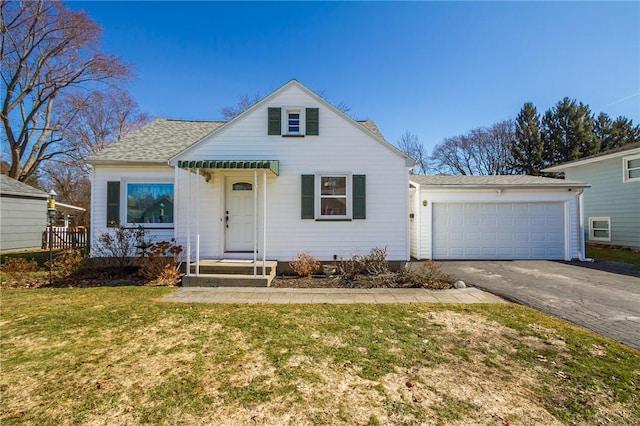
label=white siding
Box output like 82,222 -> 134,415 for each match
409,186 -> 420,259
415,188 -> 582,261
93,84 -> 411,261
91,166 -> 176,253
0,196 -> 47,251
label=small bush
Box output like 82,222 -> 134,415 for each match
401,260 -> 452,289
337,251 -> 365,281
47,249 -> 85,281
290,253 -> 320,277
1,257 -> 40,278
134,239 -> 184,286
363,246 -> 389,275
92,225 -> 148,268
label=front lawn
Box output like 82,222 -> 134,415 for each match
586,246 -> 640,269
1,287 -> 638,425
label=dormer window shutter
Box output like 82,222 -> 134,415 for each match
306,108 -> 319,135
268,107 -> 281,135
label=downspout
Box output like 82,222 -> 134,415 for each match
196,168 -> 200,276
577,189 -> 594,262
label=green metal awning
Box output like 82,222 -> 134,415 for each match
177,160 -> 279,176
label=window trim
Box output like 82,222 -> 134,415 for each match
589,217 -> 611,242
123,180 -> 175,228
282,107 -> 305,136
316,173 -> 352,220
623,154 -> 640,183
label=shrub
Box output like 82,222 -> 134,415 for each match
1,257 -> 40,278
363,246 -> 389,275
47,249 -> 85,281
92,225 -> 148,268
401,260 -> 452,289
290,252 -> 320,277
337,251 -> 365,281
134,239 -> 184,286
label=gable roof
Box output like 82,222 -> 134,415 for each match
543,142 -> 640,172
410,175 -> 589,189
88,119 -> 226,165
169,79 -> 414,166
0,174 -> 49,198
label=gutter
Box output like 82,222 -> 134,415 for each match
415,184 -> 590,190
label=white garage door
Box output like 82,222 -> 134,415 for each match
432,202 -> 565,260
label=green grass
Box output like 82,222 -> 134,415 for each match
0,249 -> 67,266
1,287 -> 638,425
586,246 -> 640,268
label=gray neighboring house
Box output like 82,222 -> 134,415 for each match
0,174 -> 48,252
544,142 -> 640,249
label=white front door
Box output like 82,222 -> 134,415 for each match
225,178 -> 254,252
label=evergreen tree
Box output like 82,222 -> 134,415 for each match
541,97 -> 598,167
594,113 -> 640,151
511,102 -> 544,175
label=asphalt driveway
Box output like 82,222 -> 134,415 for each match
437,260 -> 640,350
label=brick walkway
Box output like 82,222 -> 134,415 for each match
162,286 -> 505,304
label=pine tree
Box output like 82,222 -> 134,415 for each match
541,97 -> 598,167
511,102 -> 544,175
594,113 -> 640,151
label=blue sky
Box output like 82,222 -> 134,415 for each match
69,1 -> 640,152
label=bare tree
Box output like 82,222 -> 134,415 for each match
1,0 -> 130,182
431,120 -> 516,175
398,131 -> 429,174
62,89 -> 149,164
219,92 -> 262,120
38,88 -> 149,225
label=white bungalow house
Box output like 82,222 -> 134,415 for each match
89,79 -> 592,285
88,80 -> 415,283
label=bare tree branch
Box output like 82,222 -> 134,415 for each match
1,0 -> 131,181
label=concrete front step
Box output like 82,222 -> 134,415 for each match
185,260 -> 277,287
182,273 -> 272,287
189,260 -> 277,276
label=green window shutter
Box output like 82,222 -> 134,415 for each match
301,175 -> 315,219
306,108 -> 319,135
268,107 -> 281,135
106,181 -> 120,227
352,175 -> 366,219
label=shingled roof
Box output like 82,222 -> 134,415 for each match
88,118 -> 387,165
544,142 -> 640,172
88,119 -> 226,165
0,174 -> 49,198
410,175 -> 589,188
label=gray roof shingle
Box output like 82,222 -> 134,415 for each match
0,174 -> 49,198
410,175 -> 589,188
88,119 -> 225,164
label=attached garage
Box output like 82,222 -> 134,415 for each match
409,176 -> 590,261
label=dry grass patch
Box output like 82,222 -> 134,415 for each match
1,288 -> 639,425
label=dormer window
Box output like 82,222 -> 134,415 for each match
267,107 -> 319,136
287,109 -> 302,134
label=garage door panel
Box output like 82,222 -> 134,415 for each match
433,202 -> 564,260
